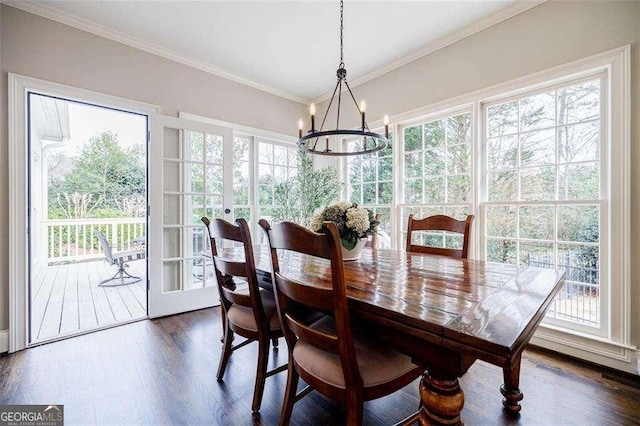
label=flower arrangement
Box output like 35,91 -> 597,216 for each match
311,202 -> 379,250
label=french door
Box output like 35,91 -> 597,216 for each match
148,115 -> 233,317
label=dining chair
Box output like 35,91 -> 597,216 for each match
364,213 -> 380,249
201,217 -> 286,413
405,214 -> 474,259
259,219 -> 422,425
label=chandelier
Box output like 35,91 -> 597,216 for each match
297,0 -> 389,157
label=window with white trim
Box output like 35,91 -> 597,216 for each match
232,135 -> 252,223
484,76 -> 603,329
345,133 -> 394,248
400,111 -> 473,249
257,139 -> 298,220
342,47 -> 629,342
185,132 -> 298,255
231,136 -> 299,240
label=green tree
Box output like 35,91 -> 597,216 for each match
272,152 -> 342,226
49,130 -> 145,217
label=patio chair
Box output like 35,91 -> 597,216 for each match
96,230 -> 145,286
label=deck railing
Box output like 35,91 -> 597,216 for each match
43,218 -> 146,264
526,251 -> 600,327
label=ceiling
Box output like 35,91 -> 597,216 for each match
20,0 -> 536,103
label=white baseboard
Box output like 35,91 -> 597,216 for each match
0,330 -> 8,353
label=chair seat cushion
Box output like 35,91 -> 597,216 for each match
293,317 -> 419,389
227,289 -> 281,332
111,249 -> 146,265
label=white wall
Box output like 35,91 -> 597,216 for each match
318,0 -> 640,372
0,5 -> 306,332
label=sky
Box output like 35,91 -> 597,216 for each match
63,100 -> 147,156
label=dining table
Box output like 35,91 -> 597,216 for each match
221,245 -> 566,425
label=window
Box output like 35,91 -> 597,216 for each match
229,135 -> 299,242
257,139 -> 298,220
151,116 -> 297,317
400,112 -> 473,249
342,47 -> 630,348
232,135 -> 252,222
484,77 -> 603,328
345,133 -> 394,247
170,130 -> 224,289
230,136 -> 299,224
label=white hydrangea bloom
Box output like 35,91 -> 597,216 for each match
335,201 -> 353,211
345,207 -> 370,235
310,212 -> 323,232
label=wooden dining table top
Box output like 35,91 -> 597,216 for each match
221,245 -> 566,366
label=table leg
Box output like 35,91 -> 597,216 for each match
419,371 -> 464,425
500,354 -> 523,414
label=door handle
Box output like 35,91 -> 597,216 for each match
224,208 -> 231,214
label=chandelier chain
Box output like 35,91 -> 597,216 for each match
339,0 -> 344,68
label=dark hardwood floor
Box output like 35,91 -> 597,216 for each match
1,307 -> 638,425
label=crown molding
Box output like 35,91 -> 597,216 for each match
2,0 -> 309,104
3,0 -> 546,106
311,0 -> 548,104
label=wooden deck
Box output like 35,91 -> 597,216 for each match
30,259 -> 147,343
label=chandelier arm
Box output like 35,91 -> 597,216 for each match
343,79 -> 367,131
312,79 -> 341,151
336,79 -> 343,131
320,79 -> 340,132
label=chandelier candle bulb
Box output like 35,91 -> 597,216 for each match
325,136 -> 330,152
309,103 -> 316,131
383,114 -> 389,138
298,119 -> 304,138
360,99 -> 367,130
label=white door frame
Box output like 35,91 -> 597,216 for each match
8,73 -> 159,353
